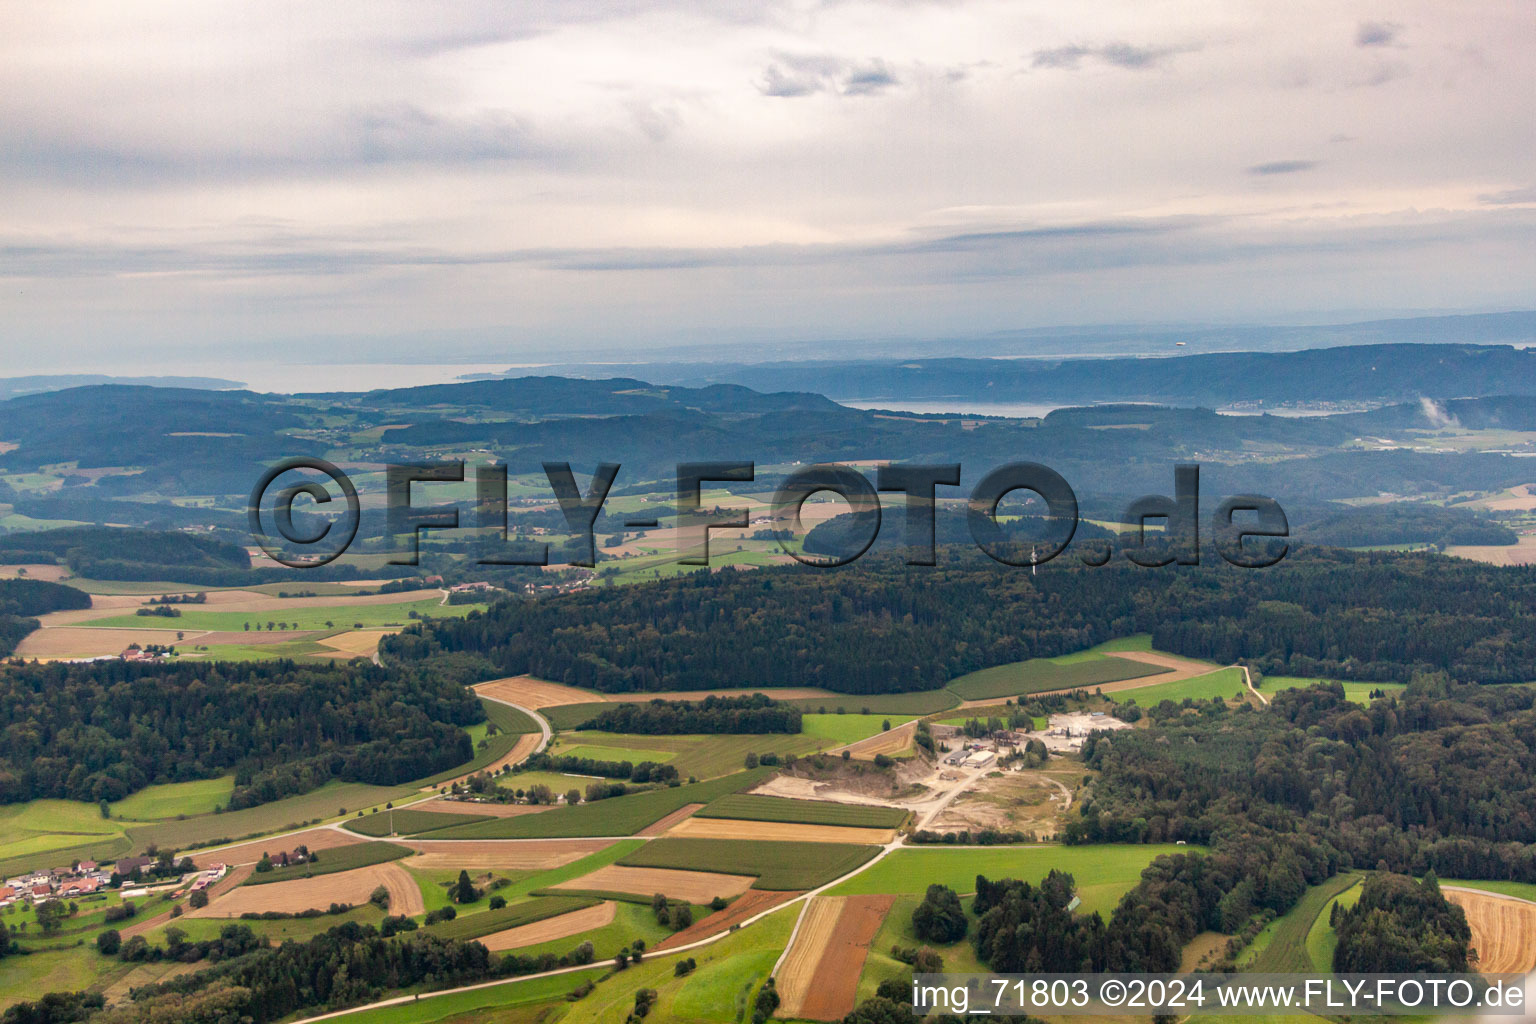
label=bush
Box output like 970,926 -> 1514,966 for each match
96,929 -> 121,955
489,894 -> 507,910
188,889 -> 209,910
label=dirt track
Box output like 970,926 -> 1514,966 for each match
654,889 -> 803,951
429,733 -> 543,790
479,901 -> 617,951
401,838 -> 613,871
189,827 -> 365,868
664,817 -> 893,845
551,864 -> 754,903
784,895 -> 894,1021
190,862 -> 423,917
1446,889 -> 1536,973
636,803 -> 705,836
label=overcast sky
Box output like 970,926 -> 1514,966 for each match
2,0 -> 1534,372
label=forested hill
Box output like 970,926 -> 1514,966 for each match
650,342 -> 1536,407
388,548 -> 1536,692
0,577 -> 91,657
0,660 -> 482,807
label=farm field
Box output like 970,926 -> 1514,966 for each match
422,894 -> 601,942
552,863 -> 755,903
1240,872 -> 1363,972
620,837 -> 879,890
480,900 -> 616,951
307,967 -> 610,1024
132,779 -> 420,852
778,894 -> 894,1021
1442,878 -> 1536,902
1261,676 -> 1408,704
800,713 -> 913,744
346,808 -> 491,837
426,768 -> 775,839
556,743 -> 678,764
828,844 -> 1192,917
401,838 -> 623,874
1445,889 -> 1536,973
190,861 -> 423,917
789,689 -> 962,716
655,889 -> 803,950
76,595 -> 483,631
107,776 -> 235,820
856,892 -> 987,1004
697,793 -> 907,828
1304,876 -> 1364,972
663,816 -> 895,845
0,798 -> 132,871
188,826 -> 366,868
1110,666 -> 1249,706
946,648 -> 1170,701
474,675 -> 607,708
241,840 -> 412,884
149,905 -> 386,944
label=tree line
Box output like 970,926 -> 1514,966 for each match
575,694 -> 801,734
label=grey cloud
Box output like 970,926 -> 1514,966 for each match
1355,21 -> 1401,47
1247,159 -> 1319,175
758,54 -> 900,98
1031,42 -> 1191,71
1479,186 -> 1536,205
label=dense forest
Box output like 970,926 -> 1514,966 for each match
576,694 -> 800,734
0,577 -> 90,656
1332,873 -> 1470,973
1299,503 -> 1517,548
391,548 -> 1536,692
0,660 -> 482,807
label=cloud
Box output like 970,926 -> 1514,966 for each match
1031,42 -> 1191,71
1247,159 -> 1319,175
1355,21 -> 1402,47
757,54 -> 899,98
1479,186 -> 1536,205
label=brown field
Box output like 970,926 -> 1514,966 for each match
1466,484 -> 1536,511
14,625 -> 188,659
473,675 -> 602,708
479,900 -> 617,952
551,864 -> 754,903
401,838 -> 614,871
190,862 -> 423,917
413,797 -> 554,818
189,827 -> 365,868
840,721 -> 916,760
664,817 -> 894,845
799,895 -> 895,1020
430,733 -> 543,790
776,896 -> 845,1019
655,889 -> 804,950
1446,889 -> 1536,974
1448,533 -> 1536,566
636,803 -> 705,836
0,563 -> 69,580
314,629 -> 396,658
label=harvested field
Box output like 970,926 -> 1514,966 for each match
15,625 -> 186,659
551,864 -> 754,903
654,889 -> 804,950
473,675 -> 600,708
1446,889 -> 1536,974
799,896 -> 894,1020
401,838 -> 614,871
189,862 -> 423,917
777,896 -> 843,1019
414,797 -> 554,818
0,563 -> 68,580
314,629 -> 395,658
189,827 -> 364,868
479,900 -> 617,951
636,803 -> 704,836
840,721 -> 915,760
664,817 -> 894,845
1448,533 -> 1536,566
